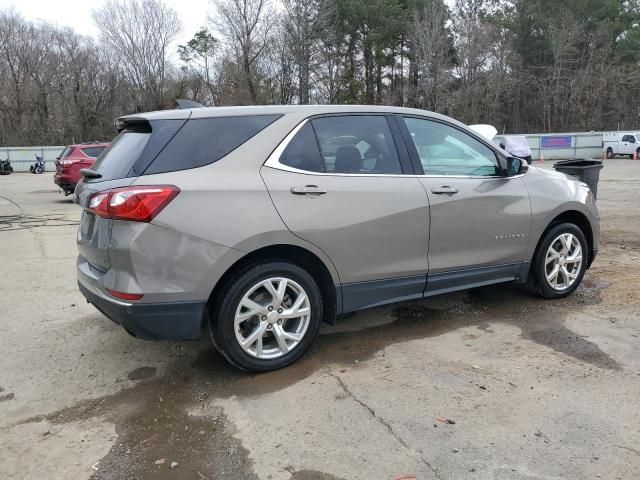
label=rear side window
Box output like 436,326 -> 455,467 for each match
279,123 -> 324,172
81,146 -> 106,158
144,115 -> 281,175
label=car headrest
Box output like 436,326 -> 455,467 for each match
335,146 -> 362,173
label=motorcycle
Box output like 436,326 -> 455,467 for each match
0,158 -> 13,175
30,155 -> 45,174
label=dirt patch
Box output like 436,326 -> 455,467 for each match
128,366 -> 157,381
0,392 -> 15,402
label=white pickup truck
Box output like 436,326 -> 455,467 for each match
603,132 -> 640,159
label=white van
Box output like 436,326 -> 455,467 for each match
603,132 -> 640,159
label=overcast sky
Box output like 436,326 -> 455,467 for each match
0,0 -> 211,44
1,0 -> 456,46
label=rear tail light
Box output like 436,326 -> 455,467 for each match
88,185 -> 179,222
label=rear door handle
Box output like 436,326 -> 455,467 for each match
431,186 -> 459,195
291,185 -> 327,195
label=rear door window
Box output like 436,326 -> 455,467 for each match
311,116 -> 402,174
144,115 -> 282,175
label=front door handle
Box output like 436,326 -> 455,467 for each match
291,185 -> 327,195
431,186 -> 459,195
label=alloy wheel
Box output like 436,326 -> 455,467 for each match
544,233 -> 583,291
234,277 -> 311,359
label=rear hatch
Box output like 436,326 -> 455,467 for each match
75,112 -> 282,271
75,118 -> 188,270
55,146 -> 73,175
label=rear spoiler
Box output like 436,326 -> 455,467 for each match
114,100 -> 201,132
175,99 -> 204,109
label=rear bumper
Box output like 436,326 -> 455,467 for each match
78,279 -> 206,341
54,174 -> 76,192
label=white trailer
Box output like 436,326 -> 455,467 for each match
603,132 -> 640,159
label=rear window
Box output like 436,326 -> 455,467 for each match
81,146 -> 106,158
88,126 -> 151,182
59,147 -> 73,159
88,115 -> 281,182
143,115 -> 281,175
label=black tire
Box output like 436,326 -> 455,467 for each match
209,261 -> 322,372
606,148 -> 614,159
530,223 -> 588,299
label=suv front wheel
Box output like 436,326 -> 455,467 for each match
531,223 -> 588,299
210,261 -> 322,372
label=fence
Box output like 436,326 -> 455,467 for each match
494,132 -> 604,160
0,146 -> 65,172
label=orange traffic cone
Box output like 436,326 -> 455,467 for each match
634,151 -> 638,160
539,155 -> 544,164
603,151 -> 607,161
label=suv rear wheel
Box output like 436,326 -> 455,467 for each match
210,261 -> 322,372
606,148 -> 614,159
530,223 -> 588,299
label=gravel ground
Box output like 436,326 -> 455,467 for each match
1,160 -> 639,480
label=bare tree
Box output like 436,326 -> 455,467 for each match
450,0 -> 497,122
92,0 -> 181,111
410,0 -> 450,111
212,0 -> 273,104
282,0 -> 319,103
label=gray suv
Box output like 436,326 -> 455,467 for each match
75,106 -> 599,371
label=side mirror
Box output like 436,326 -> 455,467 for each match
506,156 -> 528,176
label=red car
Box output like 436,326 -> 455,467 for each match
54,142 -> 109,195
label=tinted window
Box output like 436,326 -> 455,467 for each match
622,135 -> 636,143
403,117 -> 499,176
312,116 -> 402,174
279,123 -> 324,172
88,127 -> 151,182
59,147 -> 73,159
145,115 -> 281,175
81,146 -> 106,158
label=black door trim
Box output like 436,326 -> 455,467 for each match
337,262 -> 528,315
425,262 -> 523,297
339,275 -> 427,314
